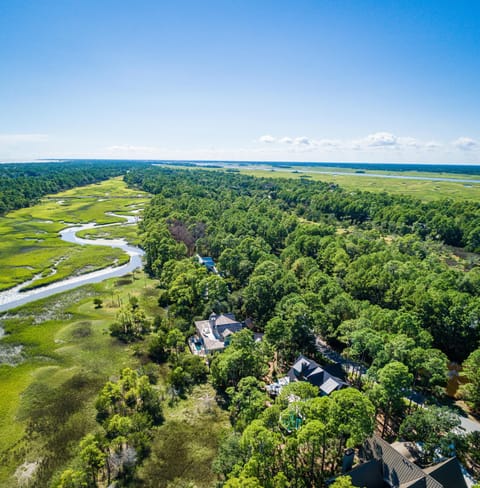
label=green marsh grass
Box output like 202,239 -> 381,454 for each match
238,168 -> 480,201
76,222 -> 141,245
0,272 -> 163,486
137,383 -> 230,488
0,177 -> 149,291
0,177 -> 152,485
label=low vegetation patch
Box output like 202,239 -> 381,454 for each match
136,384 -> 230,488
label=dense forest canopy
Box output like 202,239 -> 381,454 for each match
125,166 -> 480,363
118,166 -> 480,486
126,166 -> 480,251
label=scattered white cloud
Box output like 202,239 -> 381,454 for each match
398,137 -> 419,148
362,131 -> 398,147
257,132 -> 479,155
293,136 -> 311,146
425,141 -> 441,150
453,137 -> 478,150
316,139 -> 342,148
352,133 -> 420,150
260,135 -> 343,151
258,134 -> 276,143
3,131 -> 477,164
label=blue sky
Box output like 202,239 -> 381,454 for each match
1,0 -> 479,163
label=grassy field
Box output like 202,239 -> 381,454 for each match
145,163 -> 480,201
0,271 -> 162,486
137,383 -> 230,488
210,166 -> 480,202
0,177 -> 149,291
236,163 -> 480,180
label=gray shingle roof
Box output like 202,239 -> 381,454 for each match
194,313 -> 243,353
400,479 -> 427,488
344,436 -> 468,488
423,457 -> 467,488
365,436 -> 443,488
347,459 -> 385,488
288,354 -> 347,394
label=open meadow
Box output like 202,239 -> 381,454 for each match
137,383 -> 230,488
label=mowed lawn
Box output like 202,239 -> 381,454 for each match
0,177 -> 149,291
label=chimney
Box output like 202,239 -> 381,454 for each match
209,312 -> 217,336
342,448 -> 355,473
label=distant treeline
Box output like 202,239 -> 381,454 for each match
0,160 -> 149,215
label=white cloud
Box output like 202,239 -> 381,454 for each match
354,133 -> 420,150
264,136 -> 341,151
425,141 -> 441,150
316,139 -> 341,148
453,137 -> 478,150
294,136 -> 312,146
361,132 -> 398,147
257,132 -> 460,154
258,134 -> 276,143
397,137 -> 419,148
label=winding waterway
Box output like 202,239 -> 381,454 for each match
0,213 -> 144,313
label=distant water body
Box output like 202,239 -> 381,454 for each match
273,169 -> 480,184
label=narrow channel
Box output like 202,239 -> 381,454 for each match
0,214 -> 144,313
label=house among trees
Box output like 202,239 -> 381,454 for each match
267,354 -> 348,396
343,435 -> 468,488
196,254 -> 218,274
189,312 -> 244,355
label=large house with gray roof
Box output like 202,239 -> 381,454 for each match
267,354 -> 348,396
288,355 -> 348,395
190,312 -> 244,355
343,435 -> 468,488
